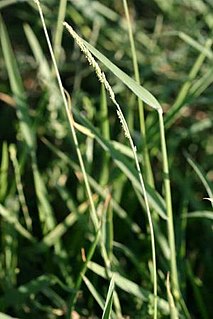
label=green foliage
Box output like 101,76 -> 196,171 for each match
0,0 -> 212,318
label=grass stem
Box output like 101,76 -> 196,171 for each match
158,111 -> 180,300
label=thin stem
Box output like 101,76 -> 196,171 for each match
122,0 -> 154,187
122,2 -> 157,316
158,111 -> 180,300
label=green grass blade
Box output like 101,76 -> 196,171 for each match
122,0 -> 154,187
0,313 -> 20,319
183,211 -> 213,220
179,32 -> 213,59
0,16 -> 35,150
83,275 -> 105,310
42,137 -> 143,237
99,84 -> 110,186
9,144 -> 32,231
0,204 -> 36,242
24,23 -> 52,83
0,142 -> 9,202
1,206 -> 18,291
102,277 -> 114,319
88,261 -> 169,315
166,273 -> 179,319
186,155 -> 213,208
158,112 -> 181,303
82,39 -> 162,111
75,111 -> 167,220
189,68 -> 213,98
32,161 -> 56,234
165,39 -> 212,129
53,0 -> 68,63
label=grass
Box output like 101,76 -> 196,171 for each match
0,0 -> 212,318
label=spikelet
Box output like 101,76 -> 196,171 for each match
63,22 -> 133,140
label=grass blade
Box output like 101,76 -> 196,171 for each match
9,144 -> 32,231
0,142 -> 9,202
82,38 -> 162,112
183,211 -> 213,220
186,155 -> 213,208
0,204 -> 36,242
0,15 -> 35,150
88,261 -> 169,315
53,0 -> 68,63
0,313 -> 20,319
75,111 -> 167,220
102,277 -> 114,319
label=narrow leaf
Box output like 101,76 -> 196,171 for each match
83,39 -> 162,111
102,277 -> 114,319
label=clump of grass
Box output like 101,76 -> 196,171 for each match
0,0 -> 212,318
63,20 -> 158,319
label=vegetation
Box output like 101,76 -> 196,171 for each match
0,0 -> 212,318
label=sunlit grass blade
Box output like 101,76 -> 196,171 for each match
183,211 -> 213,220
63,26 -> 158,315
158,112 -> 182,308
9,144 -> 32,231
82,38 -> 162,112
88,261 -> 170,315
53,0 -> 68,63
83,275 -> 105,310
166,273 -> 179,319
0,313 -> 19,319
0,204 -> 36,242
102,277 -> 114,319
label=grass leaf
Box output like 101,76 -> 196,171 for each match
102,277 -> 114,319
82,39 -> 162,112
